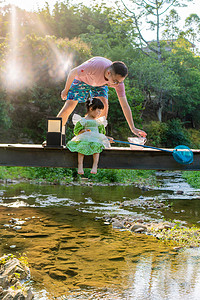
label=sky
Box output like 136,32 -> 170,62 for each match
3,0 -> 199,17
2,0 -> 200,45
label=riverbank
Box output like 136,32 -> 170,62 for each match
1,167 -> 200,189
0,166 -> 157,186
101,214 -> 200,249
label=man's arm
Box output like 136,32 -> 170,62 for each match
118,96 -> 147,137
61,67 -> 78,100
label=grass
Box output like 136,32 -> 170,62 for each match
149,224 -> 200,248
0,166 -> 157,185
182,171 -> 200,188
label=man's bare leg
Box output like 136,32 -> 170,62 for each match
78,153 -> 84,175
98,97 -> 108,118
91,153 -> 100,174
57,100 -> 78,127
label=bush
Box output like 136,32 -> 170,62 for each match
144,121 -> 168,147
163,119 -> 191,148
144,119 -> 191,148
182,171 -> 200,188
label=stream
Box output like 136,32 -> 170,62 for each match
0,171 -> 200,300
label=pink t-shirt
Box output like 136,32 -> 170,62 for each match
75,56 -> 126,98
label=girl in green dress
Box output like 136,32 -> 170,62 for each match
67,98 -> 112,175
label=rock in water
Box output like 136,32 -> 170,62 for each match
0,254 -> 34,300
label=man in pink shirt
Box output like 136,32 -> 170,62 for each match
58,56 -> 146,137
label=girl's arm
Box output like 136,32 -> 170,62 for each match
98,124 -> 106,135
74,121 -> 84,135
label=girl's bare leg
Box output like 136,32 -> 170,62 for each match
91,153 -> 100,174
78,153 -> 84,175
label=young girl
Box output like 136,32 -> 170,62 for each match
67,97 -> 111,175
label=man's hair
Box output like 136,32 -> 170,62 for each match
86,97 -> 104,112
111,61 -> 128,77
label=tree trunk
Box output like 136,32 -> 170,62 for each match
157,104 -> 163,122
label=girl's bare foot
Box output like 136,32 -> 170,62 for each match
90,167 -> 97,174
78,166 -> 84,175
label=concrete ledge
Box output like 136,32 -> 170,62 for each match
0,144 -> 200,170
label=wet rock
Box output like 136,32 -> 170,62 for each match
49,269 -> 67,281
3,224 -> 12,228
130,224 -> 147,232
176,190 -> 184,195
112,219 -> 125,229
13,226 -> 22,231
108,256 -> 125,261
134,227 -> 147,233
173,246 -> 183,251
0,255 -> 34,300
64,269 -> 78,277
104,222 -> 110,225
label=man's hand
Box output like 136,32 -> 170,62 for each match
61,89 -> 68,100
132,128 -> 147,138
107,136 -> 114,143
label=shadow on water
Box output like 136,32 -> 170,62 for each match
0,171 -> 200,299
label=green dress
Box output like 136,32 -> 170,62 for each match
67,114 -> 111,155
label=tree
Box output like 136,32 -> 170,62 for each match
117,0 -> 192,121
183,14 -> 200,48
0,34 -> 90,142
166,45 -> 200,127
162,9 -> 180,42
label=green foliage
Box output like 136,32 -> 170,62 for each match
0,90 -> 13,130
187,129 -> 200,148
107,78 -> 145,138
0,0 -> 200,146
166,46 -> 200,126
0,34 -> 90,143
0,167 -> 73,183
144,119 -> 191,148
182,171 -> 200,188
144,121 -> 168,147
83,169 -> 155,184
0,166 -> 155,185
163,119 -> 191,147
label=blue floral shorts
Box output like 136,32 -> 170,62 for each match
67,79 -> 108,103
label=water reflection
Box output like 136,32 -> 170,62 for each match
0,172 -> 200,299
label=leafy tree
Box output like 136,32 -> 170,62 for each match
0,34 -> 90,142
162,9 -> 180,41
183,13 -> 200,47
117,0 -> 193,121
166,44 -> 200,127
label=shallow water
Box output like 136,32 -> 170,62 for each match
0,171 -> 200,299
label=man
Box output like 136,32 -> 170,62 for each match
58,56 -> 146,137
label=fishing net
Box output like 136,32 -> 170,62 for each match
172,145 -> 193,165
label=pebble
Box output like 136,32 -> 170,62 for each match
13,226 -> 22,230
104,222 -> 110,225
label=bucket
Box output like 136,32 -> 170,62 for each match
128,137 -> 147,150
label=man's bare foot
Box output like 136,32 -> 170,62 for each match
90,167 -> 97,174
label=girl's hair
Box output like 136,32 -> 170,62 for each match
86,97 -> 104,112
